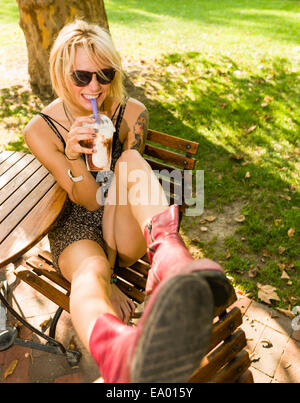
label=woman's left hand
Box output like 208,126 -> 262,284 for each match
109,283 -> 136,324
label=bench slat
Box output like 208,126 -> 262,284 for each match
26,255 -> 71,292
210,350 -> 251,383
144,144 -> 195,170
209,307 -> 242,352
147,130 -> 199,155
115,277 -> 145,304
189,328 -> 246,382
14,265 -> 70,312
115,266 -> 146,289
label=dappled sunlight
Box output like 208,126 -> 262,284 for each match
130,52 -> 299,187
124,48 -> 299,309
0,85 -> 46,151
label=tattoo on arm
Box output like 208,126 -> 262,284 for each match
130,109 -> 149,153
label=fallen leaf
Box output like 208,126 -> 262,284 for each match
248,266 -> 259,278
274,218 -> 282,226
262,115 -> 273,120
204,215 -> 216,222
263,96 -> 273,103
226,250 -> 231,259
257,283 -> 280,305
286,262 -> 294,270
249,352 -> 260,362
281,270 -> 290,280
292,306 -> 300,315
3,360 -> 18,380
234,215 -> 246,223
276,308 -> 295,319
260,338 -> 273,348
278,263 -> 286,271
68,335 -> 78,351
288,228 -> 295,238
39,317 -> 52,330
246,125 -> 257,134
278,246 -> 286,255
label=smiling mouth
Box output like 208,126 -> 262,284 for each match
83,94 -> 101,100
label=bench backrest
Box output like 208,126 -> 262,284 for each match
144,129 -> 199,212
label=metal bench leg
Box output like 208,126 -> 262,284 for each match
0,282 -> 81,366
49,306 -> 64,340
0,280 -> 18,351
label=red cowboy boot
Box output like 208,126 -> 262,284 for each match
89,272 -> 214,383
144,204 -> 233,306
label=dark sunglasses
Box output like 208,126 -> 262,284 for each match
71,69 -> 116,86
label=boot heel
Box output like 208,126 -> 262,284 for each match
201,271 -> 234,308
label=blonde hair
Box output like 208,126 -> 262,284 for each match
50,19 -> 126,106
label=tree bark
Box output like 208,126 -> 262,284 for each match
17,0 -> 109,100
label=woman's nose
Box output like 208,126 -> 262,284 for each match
89,73 -> 100,89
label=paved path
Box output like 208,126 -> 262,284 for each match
0,238 -> 299,383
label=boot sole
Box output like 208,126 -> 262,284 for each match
131,273 -> 214,382
202,271 -> 235,308
180,260 -> 235,308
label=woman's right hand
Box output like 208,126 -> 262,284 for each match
64,116 -> 97,160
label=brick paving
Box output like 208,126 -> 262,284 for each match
1,239 -> 299,383
234,294 -> 300,383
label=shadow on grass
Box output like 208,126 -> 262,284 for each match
124,50 -> 299,297
0,85 -> 46,152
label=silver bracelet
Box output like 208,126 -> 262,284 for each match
65,153 -> 80,161
67,169 -> 84,182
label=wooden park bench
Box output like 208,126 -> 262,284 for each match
13,129 -> 254,383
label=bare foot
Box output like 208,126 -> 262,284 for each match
109,283 -> 136,323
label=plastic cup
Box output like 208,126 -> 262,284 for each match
82,114 -> 115,171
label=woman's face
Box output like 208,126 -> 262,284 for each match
68,46 -> 110,114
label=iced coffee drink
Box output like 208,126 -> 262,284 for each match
83,114 -> 115,171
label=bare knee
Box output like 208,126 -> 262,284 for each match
120,149 -> 141,163
71,255 -> 111,291
116,149 -> 148,172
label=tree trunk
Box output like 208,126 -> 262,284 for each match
17,0 -> 109,100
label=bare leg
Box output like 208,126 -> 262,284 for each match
58,240 -> 118,350
103,149 -> 169,267
58,151 -> 169,352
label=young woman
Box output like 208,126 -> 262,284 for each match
24,20 -> 233,382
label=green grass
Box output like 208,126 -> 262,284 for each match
0,0 -> 23,48
105,0 -> 299,61
0,0 -> 299,310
